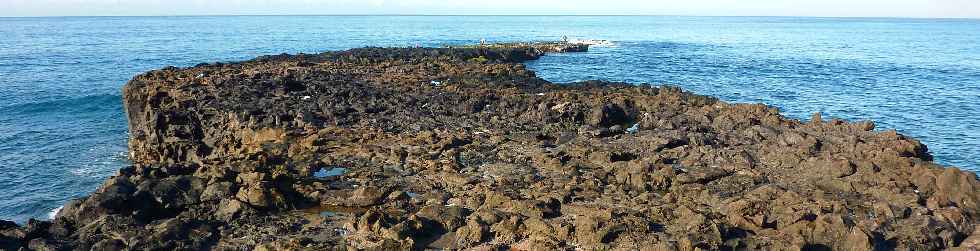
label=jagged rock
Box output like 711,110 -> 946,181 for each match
1,44 -> 977,250
345,186 -> 391,207
27,238 -> 61,251
454,218 -> 488,248
589,103 -> 630,127
201,181 -> 235,202
0,220 -> 24,250
215,198 -> 246,221
136,175 -> 204,210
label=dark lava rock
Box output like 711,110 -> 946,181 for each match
2,43 -> 979,250
589,103 -> 631,127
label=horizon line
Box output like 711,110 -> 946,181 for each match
1,14 -> 978,20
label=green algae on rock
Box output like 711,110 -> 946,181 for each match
1,43 -> 979,250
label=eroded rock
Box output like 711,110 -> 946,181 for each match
2,44 -> 977,250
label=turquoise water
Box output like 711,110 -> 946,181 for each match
1,16 -> 978,223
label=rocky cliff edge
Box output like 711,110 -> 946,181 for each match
2,44 -> 979,250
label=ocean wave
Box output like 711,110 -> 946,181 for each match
47,206 -> 63,220
0,94 -> 122,115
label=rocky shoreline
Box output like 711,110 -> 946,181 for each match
2,43 -> 979,250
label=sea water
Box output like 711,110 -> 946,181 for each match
1,15 -> 978,223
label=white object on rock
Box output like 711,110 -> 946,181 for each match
627,123 -> 639,133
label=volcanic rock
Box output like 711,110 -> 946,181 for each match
2,43 -> 978,250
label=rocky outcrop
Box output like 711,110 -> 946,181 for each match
3,44 -> 979,250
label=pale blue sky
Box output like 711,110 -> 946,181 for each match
1,0 -> 978,18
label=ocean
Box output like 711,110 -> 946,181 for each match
0,15 -> 978,223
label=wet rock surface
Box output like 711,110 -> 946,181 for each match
3,44 -> 979,250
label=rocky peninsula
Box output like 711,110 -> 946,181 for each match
2,43 -> 979,250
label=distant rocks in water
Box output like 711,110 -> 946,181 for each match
568,38 -> 616,47
2,42 -> 979,250
461,40 -> 590,53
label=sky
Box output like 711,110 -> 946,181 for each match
1,0 -> 979,18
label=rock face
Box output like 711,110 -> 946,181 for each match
3,44 -> 979,250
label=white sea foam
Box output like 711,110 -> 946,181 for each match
48,206 -> 64,220
569,39 -> 615,47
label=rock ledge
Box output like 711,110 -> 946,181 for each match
2,44 -> 979,250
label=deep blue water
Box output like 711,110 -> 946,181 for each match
1,16 -> 978,223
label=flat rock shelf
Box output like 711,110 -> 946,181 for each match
1,44 -> 978,250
